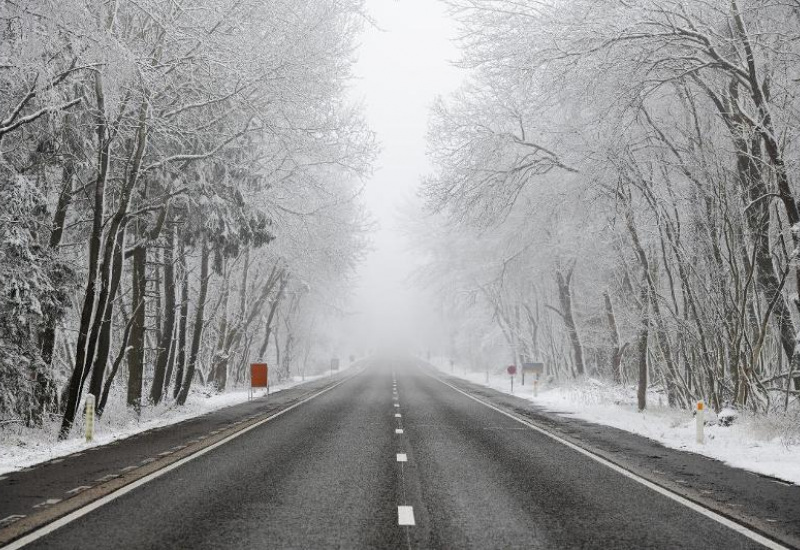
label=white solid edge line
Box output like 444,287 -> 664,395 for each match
1,377 -> 351,550
429,374 -> 788,550
398,506 -> 415,526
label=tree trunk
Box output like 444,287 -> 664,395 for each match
624,201 -> 685,407
211,261 -> 231,391
258,271 -> 287,359
127,245 -> 147,411
58,73 -> 110,440
87,225 -> 126,401
556,267 -> 585,376
177,239 -> 210,406
636,299 -> 650,412
163,322 -> 178,398
173,240 -> 190,399
151,224 -> 176,404
604,291 -> 625,384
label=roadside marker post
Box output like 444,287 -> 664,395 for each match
696,400 -> 705,444
84,394 -> 95,443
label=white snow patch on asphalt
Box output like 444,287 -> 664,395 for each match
433,358 -> 800,486
0,372 -> 339,476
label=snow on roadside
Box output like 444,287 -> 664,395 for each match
0,370 -> 341,476
432,358 -> 800,486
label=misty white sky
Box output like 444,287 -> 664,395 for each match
349,1 -> 463,347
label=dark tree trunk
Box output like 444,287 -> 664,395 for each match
151,225 -> 176,404
636,299 -> 649,412
210,264 -> 231,391
127,245 -> 147,411
729,96 -> 799,393
173,241 -> 190,399
87,225 -> 126,401
177,240 -> 210,406
163,325 -> 178,397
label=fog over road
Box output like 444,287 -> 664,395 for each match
2,361 -> 787,549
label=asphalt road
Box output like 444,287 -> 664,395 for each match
10,361 -> 786,549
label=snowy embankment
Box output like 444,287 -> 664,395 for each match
432,358 -> 800,486
0,369 -> 344,476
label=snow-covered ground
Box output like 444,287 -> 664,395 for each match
432,358 -> 800,485
0,369 -> 346,476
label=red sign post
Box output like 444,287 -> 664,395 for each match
507,365 -> 517,393
250,363 -> 269,400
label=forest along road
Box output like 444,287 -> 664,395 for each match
0,361 -> 794,550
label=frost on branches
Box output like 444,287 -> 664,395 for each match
0,174 -> 72,425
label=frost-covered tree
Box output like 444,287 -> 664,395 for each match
0,0 -> 375,436
420,0 -> 800,413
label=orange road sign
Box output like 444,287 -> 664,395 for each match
251,363 -> 268,388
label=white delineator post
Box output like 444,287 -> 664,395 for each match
533,377 -> 538,398
696,400 -> 704,444
85,394 -> 96,443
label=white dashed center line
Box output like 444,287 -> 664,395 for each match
394,403 -> 400,408
397,453 -> 407,462
395,413 -> 402,418
395,429 -> 404,434
398,506 -> 415,526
